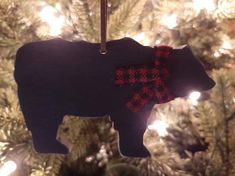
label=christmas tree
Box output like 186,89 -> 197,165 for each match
0,0 -> 235,175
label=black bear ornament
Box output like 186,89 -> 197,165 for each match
14,37 -> 215,157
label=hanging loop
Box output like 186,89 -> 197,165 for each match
100,0 -> 108,54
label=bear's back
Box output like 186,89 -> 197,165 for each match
14,38 -> 155,116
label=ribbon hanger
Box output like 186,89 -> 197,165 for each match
100,0 -> 108,54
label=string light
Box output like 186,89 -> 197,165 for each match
55,3 -> 62,11
86,145 -> 109,167
133,32 -> 146,42
222,40 -> 232,50
39,5 -> 65,36
214,39 -> 233,57
192,0 -> 216,13
188,91 -> 201,105
155,39 -> 162,45
148,120 -> 169,137
160,14 -> 178,29
132,32 -> 150,45
85,156 -> 94,163
218,40 -> 233,54
213,51 -> 221,58
0,161 -> 17,176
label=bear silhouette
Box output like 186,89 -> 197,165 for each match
14,37 -> 215,157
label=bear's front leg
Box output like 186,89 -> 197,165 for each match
111,106 -> 153,158
117,124 -> 150,158
18,87 -> 68,154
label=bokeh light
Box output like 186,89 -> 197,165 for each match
39,5 -> 65,36
160,14 -> 178,29
188,91 -> 201,105
148,120 -> 169,137
0,161 -> 17,176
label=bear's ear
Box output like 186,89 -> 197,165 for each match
165,46 -> 215,97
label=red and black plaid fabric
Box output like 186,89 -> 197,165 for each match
115,45 -> 174,112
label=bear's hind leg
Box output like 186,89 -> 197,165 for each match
28,112 -> 68,154
18,87 -> 68,154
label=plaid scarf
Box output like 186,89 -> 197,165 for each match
115,46 -> 174,112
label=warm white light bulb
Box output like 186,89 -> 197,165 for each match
133,32 -> 146,43
55,3 -> 62,11
99,145 -> 107,155
133,32 -> 150,45
222,41 -> 232,50
0,161 -> 17,176
218,40 -> 233,54
39,5 -> 64,36
155,39 -> 161,45
85,156 -> 94,163
39,6 -> 55,22
160,14 -> 178,29
148,120 -> 169,137
189,91 -> 201,105
213,51 -> 221,58
192,0 -> 216,13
